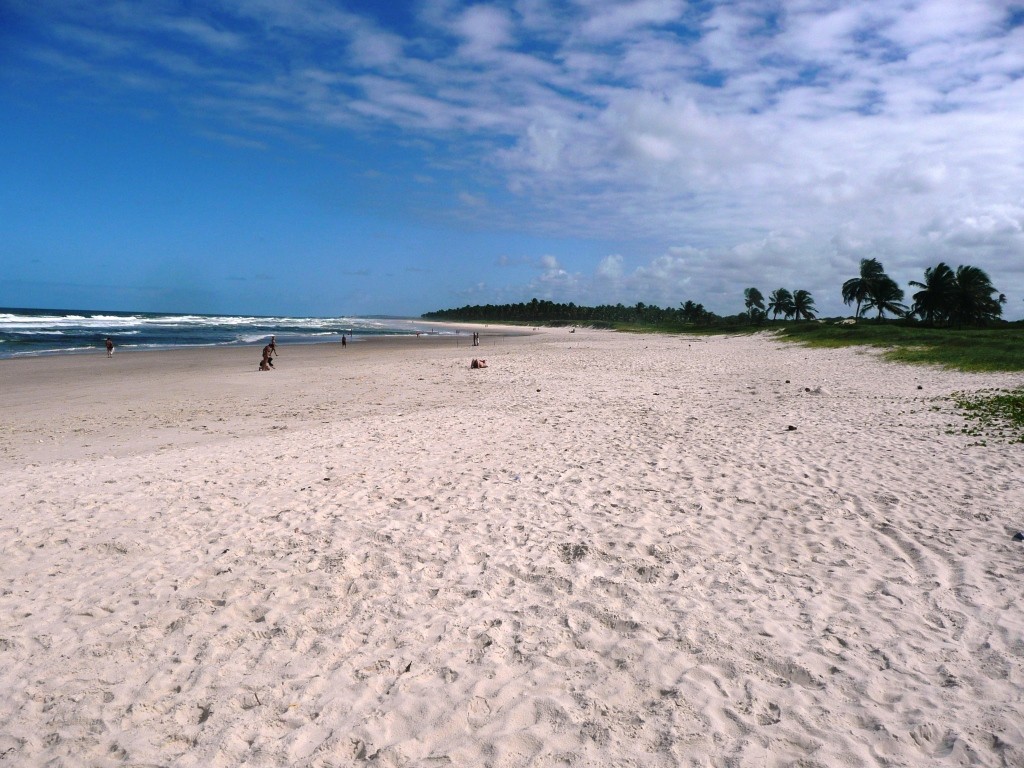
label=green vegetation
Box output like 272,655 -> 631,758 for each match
837,258 -> 1004,326
423,257 -> 1018,374
426,271 -> 1021,446
949,388 -> 1024,444
909,263 -> 1004,327
774,322 -> 1024,372
791,289 -> 817,321
423,298 -> 720,327
424,288 -> 817,328
743,287 -> 765,322
767,288 -> 794,321
842,258 -> 907,320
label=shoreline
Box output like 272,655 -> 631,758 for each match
0,326 -> 549,468
2,329 -> 1022,765
0,319 -> 535,361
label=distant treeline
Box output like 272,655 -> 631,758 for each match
424,259 -> 1015,329
422,298 -> 721,327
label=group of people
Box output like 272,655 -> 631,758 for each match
101,331 -> 493,372
101,335 -> 282,367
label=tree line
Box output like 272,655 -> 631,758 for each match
422,297 -> 716,326
838,259 -> 1004,326
424,260 -> 1008,328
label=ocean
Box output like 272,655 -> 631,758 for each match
0,307 -> 449,359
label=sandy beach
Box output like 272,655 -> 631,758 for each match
1,328 -> 1022,767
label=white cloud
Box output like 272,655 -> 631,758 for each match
347,28 -> 405,67
578,0 -> 687,41
886,0 -> 1004,48
596,254 -> 623,278
8,0 -> 1024,316
454,5 -> 515,57
157,17 -> 247,51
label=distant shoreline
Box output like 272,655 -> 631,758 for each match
0,324 -> 539,368
0,308 -> 536,360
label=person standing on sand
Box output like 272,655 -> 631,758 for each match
105,337 -> 114,357
341,335 -> 347,348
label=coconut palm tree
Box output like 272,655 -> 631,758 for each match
767,288 -> 794,320
909,262 -> 956,325
841,258 -> 886,318
861,276 -> 907,320
791,289 -> 816,321
949,265 -> 1003,327
744,287 -> 765,322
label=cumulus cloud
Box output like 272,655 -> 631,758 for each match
454,5 -> 515,57
7,0 -> 1024,315
596,254 -> 623,279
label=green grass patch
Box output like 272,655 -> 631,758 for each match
949,388 -> 1024,444
774,323 -> 1024,372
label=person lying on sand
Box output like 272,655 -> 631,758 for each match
470,358 -> 487,369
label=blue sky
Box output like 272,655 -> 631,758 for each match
3,0 -> 1024,319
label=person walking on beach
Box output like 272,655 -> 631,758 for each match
105,337 -> 114,357
341,335 -> 347,348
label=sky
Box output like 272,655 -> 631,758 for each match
2,0 -> 1024,319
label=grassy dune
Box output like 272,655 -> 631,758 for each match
773,322 -> 1024,372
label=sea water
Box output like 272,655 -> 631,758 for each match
0,307 -> 449,358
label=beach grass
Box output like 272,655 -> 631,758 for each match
760,323 -> 1024,372
771,323 -> 1024,444
604,320 -> 1024,371
616,320 -> 1024,371
948,387 -> 1024,444
619,322 -> 1024,442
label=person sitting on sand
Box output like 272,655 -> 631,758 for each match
470,358 -> 487,369
260,343 -> 275,371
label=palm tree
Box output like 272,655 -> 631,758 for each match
767,288 -> 794,320
680,300 -> 710,324
909,262 -> 956,325
861,276 -> 907,320
949,265 -> 1003,327
744,287 -> 765,322
791,289 -> 816,321
841,258 -> 886,318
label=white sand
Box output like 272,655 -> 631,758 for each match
1,329 -> 1022,767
